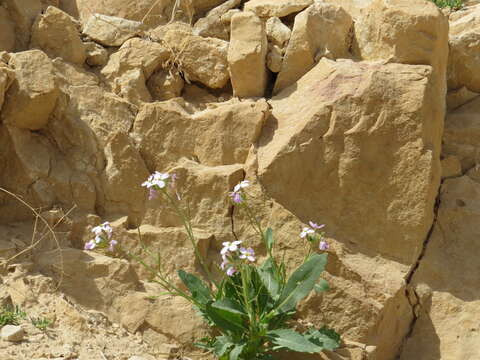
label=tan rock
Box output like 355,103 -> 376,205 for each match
267,44 -> 283,73
441,155 -> 462,179
266,17 -> 291,47
193,0 -> 228,14
84,41 -> 109,67
0,64 -> 14,111
258,58 -> 443,264
0,7 -> 15,52
2,50 -> 59,130
228,12 -> 268,98
193,0 -> 241,40
244,0 -> 313,18
1,325 -> 24,342
133,98 -> 269,170
101,38 -> 171,81
443,97 -> 480,171
4,0 -> 42,50
101,132 -> 149,225
322,0 -> 373,19
448,4 -> 480,92
354,0 -> 448,76
446,86 -> 479,111
31,6 -> 86,64
400,176 -> 480,360
274,2 -> 353,93
147,69 -> 184,101
82,14 -> 144,47
174,35 -> 230,89
112,69 -> 152,105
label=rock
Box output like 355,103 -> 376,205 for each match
193,0 -> 228,14
111,69 -> 152,105
267,44 -> 283,73
147,69 -> 184,101
228,11 -> 268,98
84,41 -> 109,67
1,50 -> 59,130
446,86 -> 479,111
82,14 -> 144,47
0,64 -> 15,111
257,58 -> 443,264
322,0 -> 373,19
399,176 -> 480,360
441,155 -> 462,179
448,4 -> 480,92
0,7 -> 15,52
443,97 -> 480,172
244,0 -> 313,18
101,132 -> 149,225
173,35 -> 230,89
31,6 -> 86,64
274,2 -> 353,93
266,17 -> 291,47
133,98 -> 269,170
3,0 -> 42,50
193,0 -> 241,40
1,325 -> 24,342
101,38 -> 171,82
354,0 -> 448,76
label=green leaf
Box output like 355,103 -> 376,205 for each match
213,335 -> 234,356
314,279 -> 329,293
305,327 -> 341,351
257,258 -> 281,301
276,253 -> 327,313
267,328 -> 323,353
205,299 -> 246,335
177,270 -> 212,306
229,343 -> 245,360
265,228 -> 274,252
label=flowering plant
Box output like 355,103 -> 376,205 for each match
85,172 -> 340,359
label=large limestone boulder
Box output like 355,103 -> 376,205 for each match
274,2 -> 353,93
31,6 -> 86,64
0,7 -> 15,52
244,0 -> 313,18
228,12 -> 268,98
448,5 -> 480,92
400,176 -> 480,360
443,97 -> 480,171
1,50 -> 59,130
82,14 -> 144,47
257,58 -> 443,264
133,99 -> 269,170
354,0 -> 448,76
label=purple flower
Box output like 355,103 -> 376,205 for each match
229,191 -> 243,204
148,188 -> 159,200
221,241 -> 242,255
84,240 -> 96,250
319,241 -> 329,251
300,227 -> 315,238
309,221 -> 325,230
239,247 -> 256,262
109,240 -> 118,252
226,267 -> 237,277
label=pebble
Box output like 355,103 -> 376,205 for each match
1,325 -> 24,342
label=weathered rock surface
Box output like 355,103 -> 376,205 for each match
133,99 -> 269,170
258,58 -> 443,264
4,0 -> 42,50
228,12 -> 268,97
244,0 -> 313,18
448,4 -> 480,92
400,176 -> 480,360
0,64 -> 14,111
82,14 -> 144,47
84,41 -> 109,67
1,50 -> 59,130
1,325 -> 24,342
147,69 -> 184,101
267,44 -> 283,73
443,97 -> 480,171
31,6 -> 86,64
354,0 -> 448,75
193,0 -> 241,40
0,7 -> 16,52
274,2 -> 353,93
265,16 -> 291,47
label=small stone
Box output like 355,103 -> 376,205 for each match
147,70 -> 184,101
267,44 -> 283,73
84,41 -> 109,67
266,17 -> 291,47
1,325 -> 25,342
244,0 -> 313,18
83,14 -> 143,47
